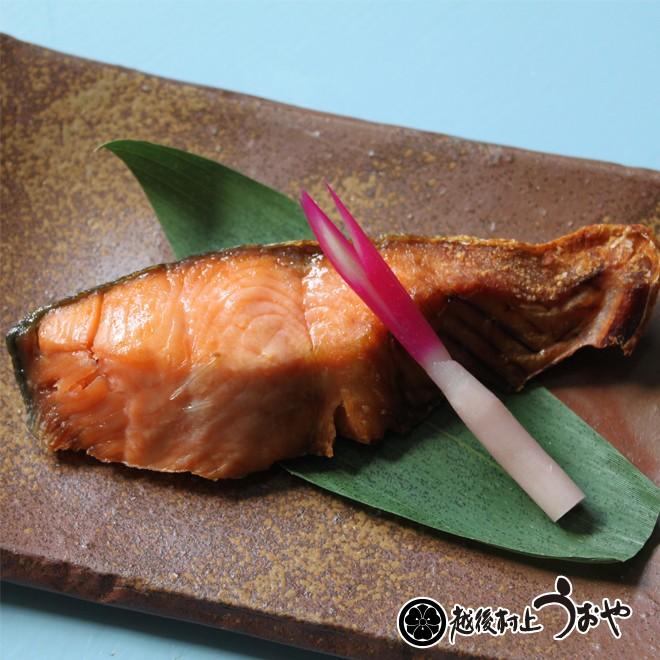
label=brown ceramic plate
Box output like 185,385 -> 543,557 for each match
1,35 -> 658,658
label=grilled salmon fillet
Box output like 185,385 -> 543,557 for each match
7,224 -> 659,479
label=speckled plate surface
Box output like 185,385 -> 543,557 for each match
1,35 -> 659,659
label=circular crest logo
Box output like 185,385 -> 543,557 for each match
397,596 -> 447,648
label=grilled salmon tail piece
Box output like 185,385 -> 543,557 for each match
6,224 -> 659,479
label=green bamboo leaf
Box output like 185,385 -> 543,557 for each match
104,139 -> 659,562
102,140 -> 312,258
288,388 -> 658,562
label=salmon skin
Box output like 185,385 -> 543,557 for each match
7,224 -> 660,479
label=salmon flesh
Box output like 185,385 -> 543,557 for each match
7,224 -> 659,479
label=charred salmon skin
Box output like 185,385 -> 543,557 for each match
7,224 -> 659,479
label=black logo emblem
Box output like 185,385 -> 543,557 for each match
397,597 -> 447,648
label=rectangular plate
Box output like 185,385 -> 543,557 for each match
1,35 -> 658,658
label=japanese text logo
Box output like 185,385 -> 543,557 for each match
396,576 -> 632,648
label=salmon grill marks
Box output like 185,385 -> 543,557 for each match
7,224 -> 660,479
